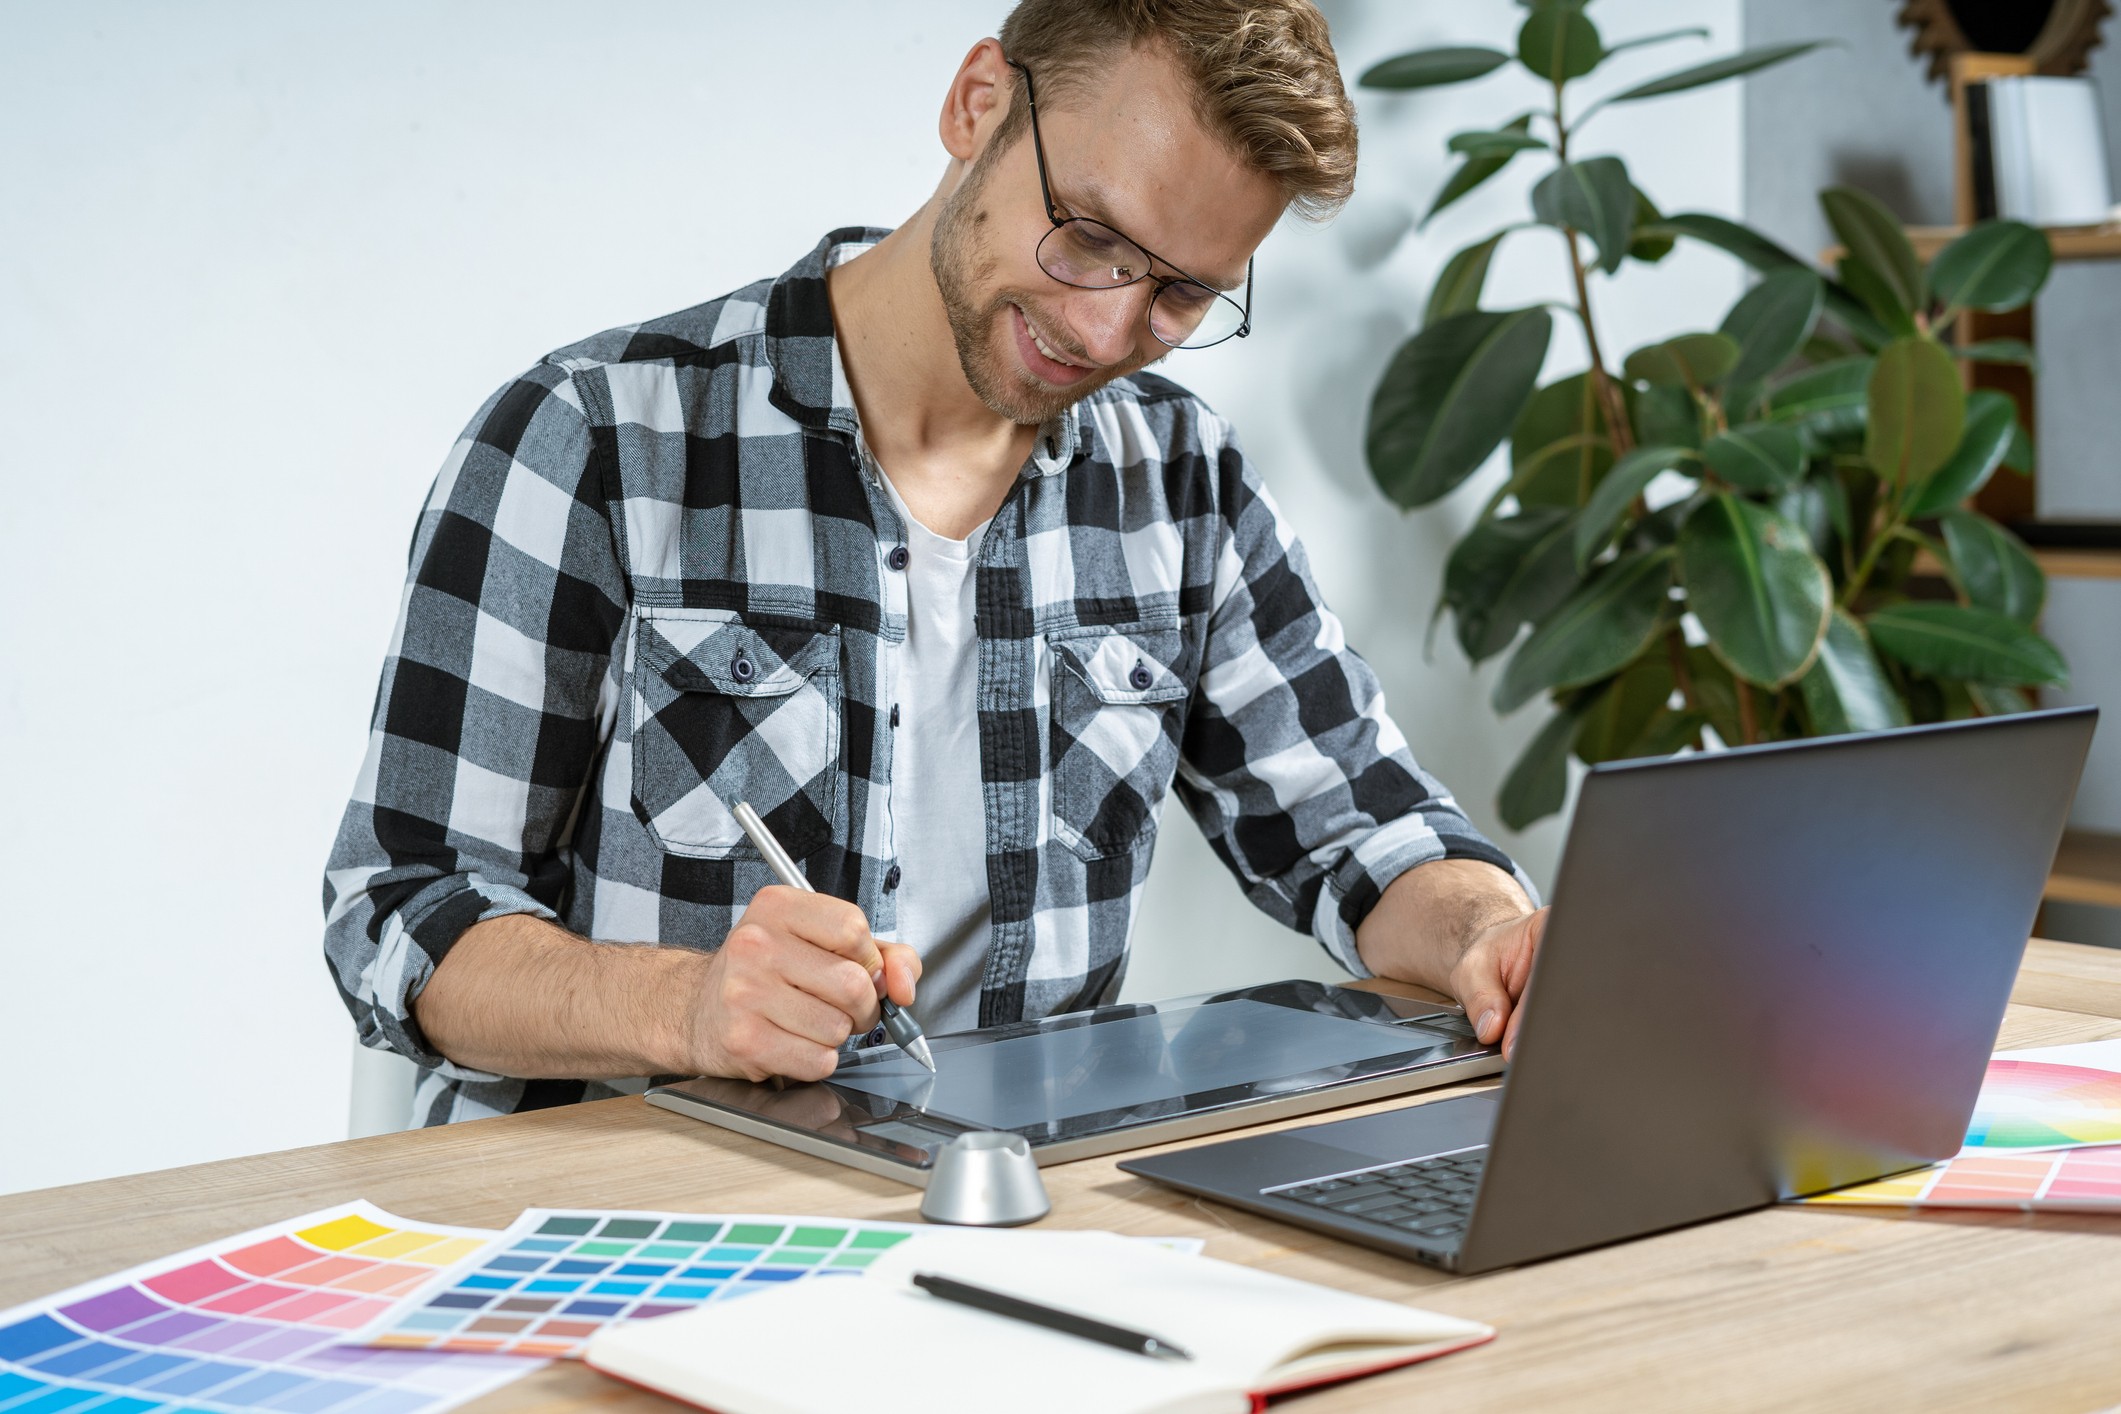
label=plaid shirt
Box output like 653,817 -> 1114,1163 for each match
323,229 -> 1527,1124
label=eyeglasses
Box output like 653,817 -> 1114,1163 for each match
1005,59 -> 1253,351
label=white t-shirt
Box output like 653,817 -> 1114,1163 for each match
875,468 -> 993,1037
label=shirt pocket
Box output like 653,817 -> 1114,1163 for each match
1047,625 -> 1190,861
629,614 -> 843,860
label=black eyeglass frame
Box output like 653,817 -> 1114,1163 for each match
1005,58 -> 1254,350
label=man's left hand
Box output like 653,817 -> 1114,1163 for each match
1448,907 -> 1549,1060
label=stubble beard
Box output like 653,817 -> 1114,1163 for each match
928,143 -> 1140,426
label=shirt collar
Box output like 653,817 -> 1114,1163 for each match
765,228 -> 1084,479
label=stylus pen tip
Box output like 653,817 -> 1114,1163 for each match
905,1036 -> 936,1072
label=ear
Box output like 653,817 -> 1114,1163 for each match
938,37 -> 1014,164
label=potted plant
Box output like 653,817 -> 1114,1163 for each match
1359,3 -> 2067,828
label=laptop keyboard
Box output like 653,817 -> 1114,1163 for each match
1268,1147 -> 1487,1245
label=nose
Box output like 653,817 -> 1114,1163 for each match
1064,283 -> 1157,366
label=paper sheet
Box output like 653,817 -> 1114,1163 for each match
0,1202 -> 541,1414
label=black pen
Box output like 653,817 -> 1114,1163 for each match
730,800 -> 935,1072
910,1272 -> 1193,1361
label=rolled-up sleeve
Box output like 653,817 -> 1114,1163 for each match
322,362 -> 625,1072
1173,424 -> 1537,978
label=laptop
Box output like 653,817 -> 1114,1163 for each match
1120,708 -> 2098,1274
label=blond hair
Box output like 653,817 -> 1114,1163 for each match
994,0 -> 1357,220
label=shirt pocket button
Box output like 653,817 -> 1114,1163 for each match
731,655 -> 756,683
1129,660 -> 1154,691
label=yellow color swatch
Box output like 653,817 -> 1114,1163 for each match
296,1213 -> 395,1250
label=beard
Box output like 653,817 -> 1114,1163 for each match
929,139 -> 1148,426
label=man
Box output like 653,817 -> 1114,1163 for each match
324,0 -> 1548,1126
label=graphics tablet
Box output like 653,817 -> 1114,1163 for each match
645,980 -> 1500,1185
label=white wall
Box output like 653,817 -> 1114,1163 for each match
0,0 -> 1739,1195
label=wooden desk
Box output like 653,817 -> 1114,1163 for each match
8,942 -> 2121,1412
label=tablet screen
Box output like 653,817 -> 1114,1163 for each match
829,998 -> 1433,1132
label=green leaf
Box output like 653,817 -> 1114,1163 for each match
1627,189 -> 1675,263
1424,232 -> 1506,328
1686,644 -> 1747,746
1799,608 -> 1908,735
1425,113 -> 1536,226
1866,603 -> 2067,687
1653,211 -> 1806,271
1360,46 -> 1513,90
1773,476 -> 1836,555
1495,550 -> 1675,713
1623,332 -> 1741,388
1969,682 -> 2036,717
1837,254 -> 1919,338
1678,494 -> 1832,687
1954,338 -> 2040,370
1929,220 -> 2053,315
1629,383 -> 1702,449
1865,337 -> 1965,489
1518,4 -> 1604,82
1601,40 -> 1828,102
1603,26 -> 1712,57
1443,508 -> 1581,662
1499,700 -> 1584,831
1701,422 -> 1804,492
1719,268 -> 1824,386
1821,186 -> 1925,319
1447,128 -> 1551,155
1573,655 -> 1678,764
1905,390 -> 2018,516
1511,373 -> 1616,507
1575,445 -> 1695,569
2004,419 -> 2035,474
1532,157 -> 1637,274
1768,356 -> 1873,439
1652,212 -> 1894,347
1368,308 -> 1553,509
1940,510 -> 2045,623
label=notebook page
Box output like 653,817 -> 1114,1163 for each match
864,1229 -> 1489,1385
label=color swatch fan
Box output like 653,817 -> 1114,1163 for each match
0,1203 -> 538,1414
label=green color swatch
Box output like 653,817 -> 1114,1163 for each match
787,1227 -> 847,1249
659,1222 -> 724,1243
596,1219 -> 659,1240
536,1217 -> 597,1236
850,1231 -> 910,1250
725,1224 -> 785,1246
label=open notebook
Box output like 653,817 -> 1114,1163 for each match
585,1229 -> 1491,1414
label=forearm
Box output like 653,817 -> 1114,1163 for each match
412,914 -> 705,1079
1354,858 -> 1534,996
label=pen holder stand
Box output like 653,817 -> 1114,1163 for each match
920,1132 -> 1052,1227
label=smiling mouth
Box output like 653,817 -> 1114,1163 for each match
1010,303 -> 1097,386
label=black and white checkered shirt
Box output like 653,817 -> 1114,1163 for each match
323,229 -> 1527,1124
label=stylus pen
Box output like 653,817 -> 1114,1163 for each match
910,1272 -> 1192,1361
731,800 -> 936,1073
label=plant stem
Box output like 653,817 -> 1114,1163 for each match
1552,88 -> 1634,458
1736,677 -> 1760,745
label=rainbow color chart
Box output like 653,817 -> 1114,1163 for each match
0,1203 -> 539,1414
1804,1144 -> 2121,1211
352,1210 -> 922,1359
1798,1039 -> 2121,1213
1963,1056 -> 2121,1152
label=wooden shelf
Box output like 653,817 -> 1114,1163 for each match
1822,225 -> 2121,267
2049,827 -> 2121,909
1903,224 -> 2121,262
1911,545 -> 2121,581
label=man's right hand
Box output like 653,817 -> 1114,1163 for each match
689,885 -> 922,1083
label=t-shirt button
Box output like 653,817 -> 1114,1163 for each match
888,545 -> 910,571
1129,660 -> 1154,691
890,704 -> 900,727
884,864 -> 902,891
730,655 -> 756,683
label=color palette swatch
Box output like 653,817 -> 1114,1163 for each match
353,1210 -> 921,1359
0,1203 -> 539,1414
1801,1143 -> 2121,1212
1964,1040 -> 2121,1153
